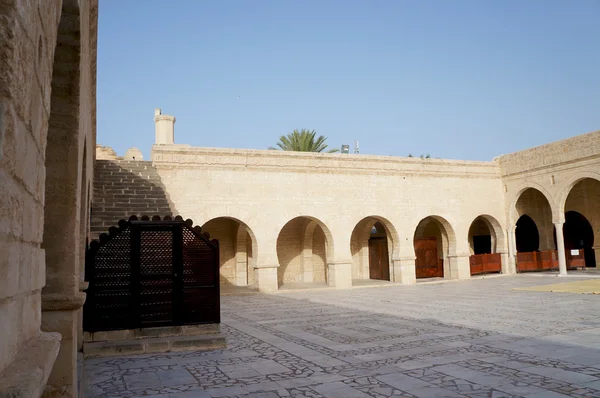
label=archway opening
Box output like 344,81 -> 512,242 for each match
468,216 -> 502,275
276,217 -> 331,288
563,178 -> 600,268
350,217 -> 396,282
413,216 -> 453,279
514,188 -> 556,272
553,211 -> 596,268
201,218 -> 257,287
515,215 -> 539,253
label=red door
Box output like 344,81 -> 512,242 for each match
368,238 -> 390,280
415,238 -> 443,278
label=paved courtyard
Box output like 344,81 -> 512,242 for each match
85,275 -> 600,398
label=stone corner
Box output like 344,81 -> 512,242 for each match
0,332 -> 61,398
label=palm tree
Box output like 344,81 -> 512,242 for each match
269,129 -> 339,153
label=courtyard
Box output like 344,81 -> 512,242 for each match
85,275 -> 600,398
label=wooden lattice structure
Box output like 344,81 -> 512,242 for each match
83,215 -> 220,332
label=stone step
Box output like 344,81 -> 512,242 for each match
83,333 -> 226,358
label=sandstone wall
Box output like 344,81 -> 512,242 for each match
0,0 -> 64,377
0,0 -> 97,396
151,146 -> 508,273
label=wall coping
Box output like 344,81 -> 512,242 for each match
0,332 -> 61,398
150,145 -> 501,178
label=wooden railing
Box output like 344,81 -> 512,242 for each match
469,253 -> 502,275
517,250 -> 557,272
517,249 -> 585,272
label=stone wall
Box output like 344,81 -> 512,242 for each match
0,0 -> 64,382
150,145 -> 508,290
0,0 -> 97,396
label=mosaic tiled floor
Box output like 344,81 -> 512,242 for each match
85,275 -> 600,398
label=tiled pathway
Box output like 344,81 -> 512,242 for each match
85,275 -> 600,397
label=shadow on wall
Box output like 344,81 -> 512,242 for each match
91,160 -> 176,239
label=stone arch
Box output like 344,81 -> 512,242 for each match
560,174 -> 600,267
509,182 -> 556,225
514,187 -> 555,252
467,214 -> 505,255
276,216 -> 333,287
201,216 -> 258,287
413,215 -> 457,278
350,216 -> 399,281
558,172 -> 600,216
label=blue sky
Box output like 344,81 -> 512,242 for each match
97,0 -> 600,161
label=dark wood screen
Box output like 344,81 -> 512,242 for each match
83,215 -> 219,332
469,253 -> 502,275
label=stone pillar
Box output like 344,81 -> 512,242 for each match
41,293 -> 85,397
448,254 -> 471,279
154,108 -> 176,145
326,261 -> 352,289
235,254 -> 248,286
554,222 -> 568,276
302,250 -> 314,283
391,257 -> 416,284
499,251 -> 513,274
255,266 -> 278,293
594,246 -> 600,268
507,227 -> 517,273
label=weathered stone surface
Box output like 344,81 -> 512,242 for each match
0,332 -> 61,398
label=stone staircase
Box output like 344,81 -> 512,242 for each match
91,160 -> 174,239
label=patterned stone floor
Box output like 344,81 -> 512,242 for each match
85,275 -> 600,397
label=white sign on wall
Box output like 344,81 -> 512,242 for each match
570,249 -> 580,256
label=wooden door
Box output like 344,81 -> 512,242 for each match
415,238 -> 443,278
368,237 -> 390,280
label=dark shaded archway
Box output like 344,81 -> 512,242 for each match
553,211 -> 596,268
515,215 -> 539,253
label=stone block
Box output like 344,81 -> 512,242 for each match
0,167 -> 25,240
21,193 -> 44,244
0,332 -> 60,398
19,292 -> 42,345
0,299 -> 21,372
255,266 -> 278,293
145,341 -> 170,353
0,234 -> 20,300
41,308 -> 77,339
327,262 -> 352,289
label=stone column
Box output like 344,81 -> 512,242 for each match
391,257 -> 416,284
255,266 -> 278,293
507,227 -> 517,273
554,222 -> 568,276
326,261 -> 352,289
448,254 -> 471,279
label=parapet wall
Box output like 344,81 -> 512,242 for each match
496,130 -> 600,177
151,145 -> 501,178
